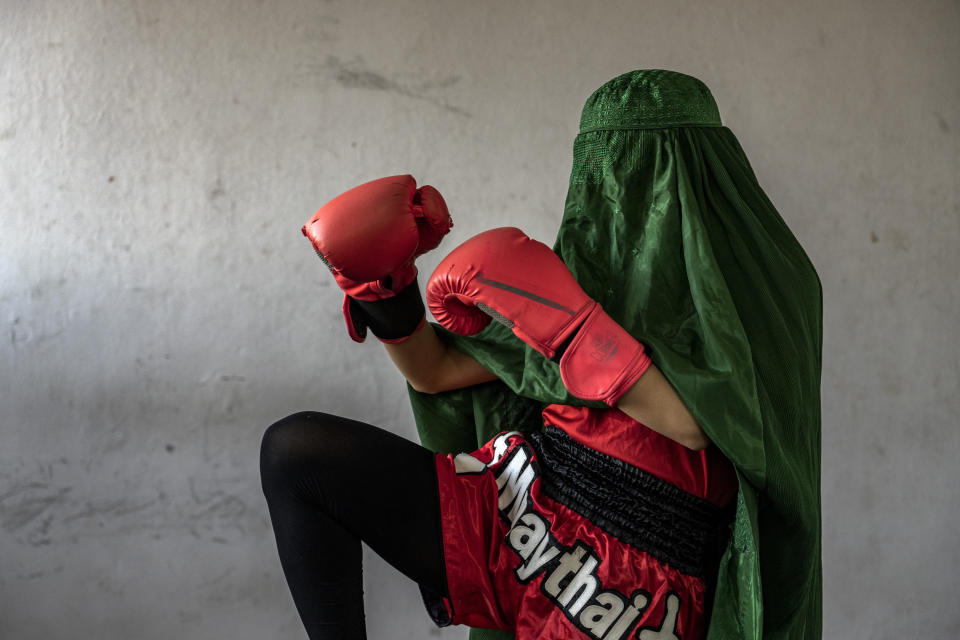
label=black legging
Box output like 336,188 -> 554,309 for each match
260,411 -> 447,640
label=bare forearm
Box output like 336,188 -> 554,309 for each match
382,323 -> 497,394
386,322 -> 706,449
615,364 -> 710,451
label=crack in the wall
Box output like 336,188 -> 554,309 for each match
0,465 -> 258,550
322,56 -> 471,117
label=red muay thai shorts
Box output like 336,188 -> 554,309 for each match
422,426 -> 732,640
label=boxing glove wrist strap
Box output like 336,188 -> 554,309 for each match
347,277 -> 426,343
557,306 -> 652,406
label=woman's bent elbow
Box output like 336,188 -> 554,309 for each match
407,375 -> 443,395
681,431 -> 711,452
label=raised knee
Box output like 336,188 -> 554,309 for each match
260,411 -> 352,477
260,412 -> 316,474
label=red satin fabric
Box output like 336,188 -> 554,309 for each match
541,405 -> 738,507
434,417 -> 735,640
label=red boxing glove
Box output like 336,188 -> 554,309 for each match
302,175 -> 453,342
426,227 -> 651,405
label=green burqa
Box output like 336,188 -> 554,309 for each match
409,70 -> 823,640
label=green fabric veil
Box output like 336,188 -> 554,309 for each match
409,69 -> 823,640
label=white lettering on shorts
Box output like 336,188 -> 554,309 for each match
636,592 -> 682,640
458,434 -> 685,640
454,431 -> 521,475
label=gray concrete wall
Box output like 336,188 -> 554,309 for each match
2,0 -> 957,638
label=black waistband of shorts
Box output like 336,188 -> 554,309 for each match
528,425 -> 732,577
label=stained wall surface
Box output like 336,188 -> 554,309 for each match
1,1 -> 958,638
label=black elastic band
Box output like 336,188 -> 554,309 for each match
529,425 -> 731,577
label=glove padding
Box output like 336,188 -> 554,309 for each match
427,227 -> 651,405
302,174 -> 452,342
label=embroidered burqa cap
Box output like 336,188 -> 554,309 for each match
409,69 -> 823,640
